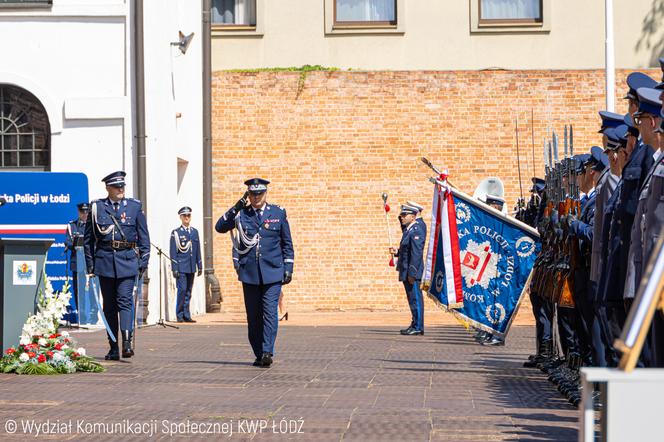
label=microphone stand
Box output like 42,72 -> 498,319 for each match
140,241 -> 179,330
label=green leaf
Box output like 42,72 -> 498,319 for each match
17,363 -> 58,375
75,358 -> 105,373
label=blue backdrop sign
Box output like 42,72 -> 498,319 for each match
428,189 -> 541,337
0,172 -> 89,322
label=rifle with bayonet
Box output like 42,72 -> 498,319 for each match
554,125 -> 577,309
531,135 -> 557,297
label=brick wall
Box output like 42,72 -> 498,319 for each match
211,68 -> 661,313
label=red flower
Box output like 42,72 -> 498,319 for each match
37,354 -> 46,363
71,352 -> 79,360
46,351 -> 54,359
49,334 -> 56,339
54,343 -> 63,351
64,338 -> 71,344
27,352 -> 36,358
5,348 -> 16,355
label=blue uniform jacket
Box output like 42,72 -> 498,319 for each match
169,226 -> 202,274
84,198 -> 151,278
570,191 -> 597,249
571,193 -> 597,302
603,143 -> 655,303
396,221 -> 426,282
215,203 -> 294,285
64,218 -> 86,271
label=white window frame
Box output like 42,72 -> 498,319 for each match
211,0 -> 264,38
470,0 -> 551,34
325,0 -> 405,36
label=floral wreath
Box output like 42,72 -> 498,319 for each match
1,276 -> 104,375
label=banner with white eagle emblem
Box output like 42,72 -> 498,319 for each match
424,183 -> 541,338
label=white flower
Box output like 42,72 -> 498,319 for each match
61,345 -> 69,350
76,347 -> 86,356
38,338 -> 47,347
19,336 -> 31,346
19,353 -> 29,362
52,352 -> 64,362
60,331 -> 69,338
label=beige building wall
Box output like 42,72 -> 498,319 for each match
211,0 -> 664,71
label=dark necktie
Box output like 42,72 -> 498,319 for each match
113,202 -> 119,214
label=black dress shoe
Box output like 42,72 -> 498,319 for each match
184,318 -> 197,323
121,330 -> 134,358
403,328 -> 424,336
105,345 -> 120,361
252,358 -> 262,367
105,337 -> 120,360
176,319 -> 185,323
400,327 -> 412,335
261,353 -> 273,367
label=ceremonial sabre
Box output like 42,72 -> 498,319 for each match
515,116 -> 524,202
382,193 -> 395,267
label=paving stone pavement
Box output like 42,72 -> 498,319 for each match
0,324 -> 577,441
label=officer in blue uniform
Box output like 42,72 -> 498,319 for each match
524,177 -> 553,367
390,204 -> 426,336
645,117 -> 664,366
215,178 -> 294,367
170,206 -> 203,323
600,116 -> 655,366
623,89 -> 662,302
565,152 -> 600,366
65,202 -> 89,319
84,171 -> 150,360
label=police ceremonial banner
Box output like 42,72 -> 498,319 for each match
0,172 -> 89,323
424,183 -> 540,338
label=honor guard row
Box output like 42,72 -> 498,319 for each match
520,69 -> 664,406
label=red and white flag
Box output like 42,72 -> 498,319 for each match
424,172 -> 464,308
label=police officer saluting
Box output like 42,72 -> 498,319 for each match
84,171 -> 150,360
390,203 -> 426,336
170,207 -> 202,323
215,178 -> 294,368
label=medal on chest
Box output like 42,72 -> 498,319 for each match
120,212 -> 127,223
